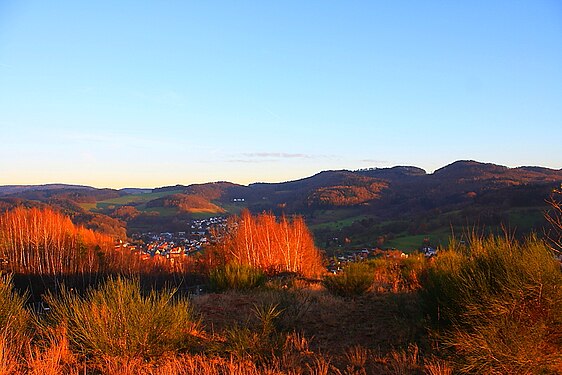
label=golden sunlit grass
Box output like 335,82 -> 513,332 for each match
43,277 -> 200,361
208,263 -> 266,291
0,273 -> 431,374
422,234 -> 562,374
1,206 -> 562,373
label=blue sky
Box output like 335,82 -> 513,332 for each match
1,1 -> 561,188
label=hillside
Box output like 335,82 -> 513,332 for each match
1,160 -> 561,249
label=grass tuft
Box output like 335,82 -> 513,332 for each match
323,262 -> 373,296
44,276 -> 199,360
422,234 -> 562,373
209,263 -> 266,291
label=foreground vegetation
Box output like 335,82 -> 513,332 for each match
1,205 -> 562,373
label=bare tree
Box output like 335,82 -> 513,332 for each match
211,210 -> 324,277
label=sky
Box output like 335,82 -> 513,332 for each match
0,1 -> 561,189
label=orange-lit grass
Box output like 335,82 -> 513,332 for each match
422,234 -> 562,374
0,276 -> 435,375
43,277 -> 200,360
323,254 -> 428,297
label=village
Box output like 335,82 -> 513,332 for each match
115,216 -> 228,260
113,215 -> 439,273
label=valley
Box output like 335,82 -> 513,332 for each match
2,160 -> 560,253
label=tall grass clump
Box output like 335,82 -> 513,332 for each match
399,253 -> 427,290
44,277 -> 199,361
209,263 -> 266,291
323,262 -> 373,296
0,274 -> 30,335
0,274 -> 30,373
422,234 -> 562,374
366,254 -> 428,293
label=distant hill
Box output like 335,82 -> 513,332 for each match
146,193 -> 225,214
357,166 -> 427,180
1,161 -> 561,248
0,184 -> 96,196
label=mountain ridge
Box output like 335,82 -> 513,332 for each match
1,160 -> 561,247
2,160 -> 560,194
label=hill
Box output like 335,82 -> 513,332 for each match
1,160 -> 561,249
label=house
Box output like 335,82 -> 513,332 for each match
421,246 -> 436,257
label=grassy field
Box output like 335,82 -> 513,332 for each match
77,202 -> 97,211
93,189 -> 185,208
309,214 -> 371,231
218,203 -> 245,215
384,231 -> 451,252
507,206 -> 545,230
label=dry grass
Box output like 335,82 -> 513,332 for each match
422,234 -> 562,374
27,327 -> 79,375
423,356 -> 453,375
0,332 -> 22,375
43,277 -> 200,360
3,207 -> 561,373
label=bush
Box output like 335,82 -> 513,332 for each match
323,262 -> 373,296
0,274 -> 30,334
0,274 -> 30,372
222,303 -> 285,360
422,235 -> 562,373
44,277 -> 199,360
399,253 -> 427,290
209,263 -> 266,291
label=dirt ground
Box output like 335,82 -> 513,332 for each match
192,286 -> 427,356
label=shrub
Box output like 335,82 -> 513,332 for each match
260,288 -> 313,331
223,303 -> 285,360
323,262 -> 373,296
0,274 -> 30,335
44,277 -> 199,360
422,235 -> 562,373
209,263 -> 266,291
399,253 -> 427,290
367,258 -> 403,292
0,274 -> 30,373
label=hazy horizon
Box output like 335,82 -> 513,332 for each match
1,1 -> 561,188
1,159 -> 561,190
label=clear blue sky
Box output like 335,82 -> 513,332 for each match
1,1 -> 561,188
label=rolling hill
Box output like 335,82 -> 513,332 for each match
1,160 -> 561,249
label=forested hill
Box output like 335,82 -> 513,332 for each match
1,160 -> 561,248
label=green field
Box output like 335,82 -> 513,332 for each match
310,214 -> 371,231
88,189 -> 185,213
384,231 -> 451,252
96,189 -> 184,207
217,203 -> 245,215
507,207 -> 546,230
78,202 -> 97,211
